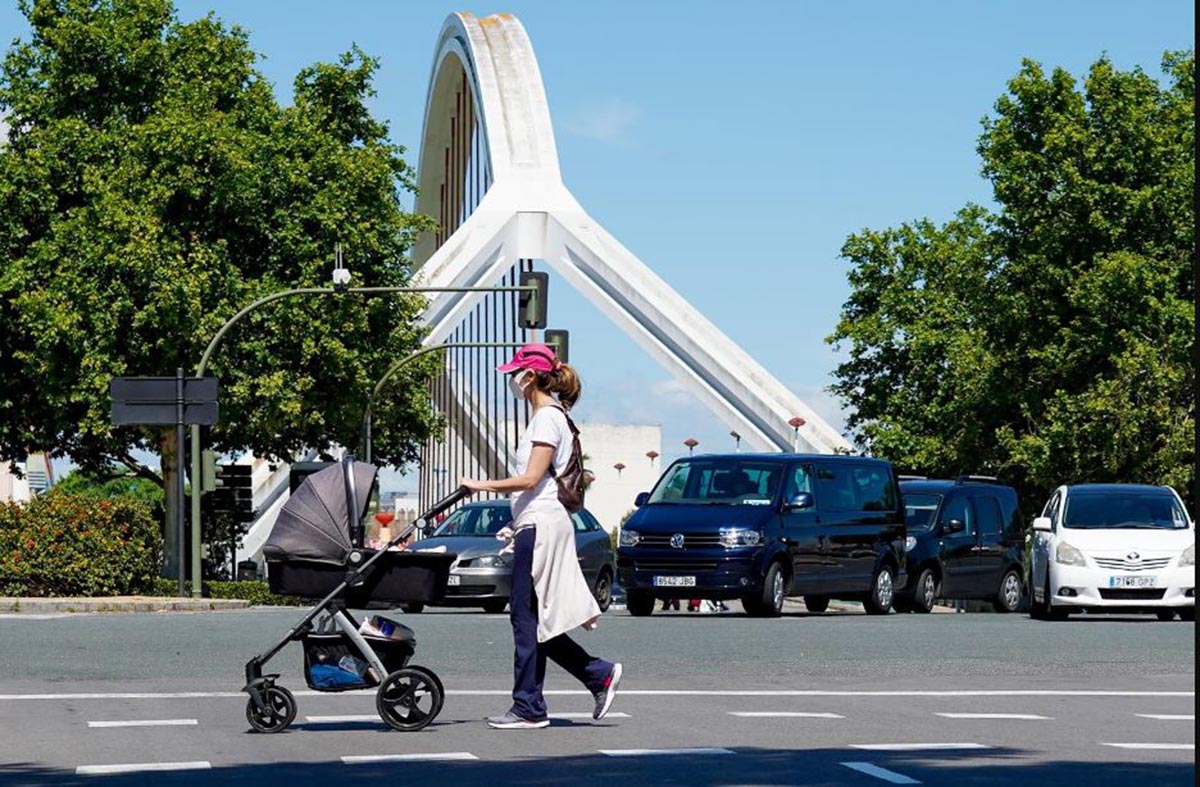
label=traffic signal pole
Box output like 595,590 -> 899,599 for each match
187,281 -> 542,597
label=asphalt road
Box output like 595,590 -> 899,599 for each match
0,606 -> 1194,786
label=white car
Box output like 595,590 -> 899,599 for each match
1030,484 -> 1195,620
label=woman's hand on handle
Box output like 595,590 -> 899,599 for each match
460,478 -> 488,494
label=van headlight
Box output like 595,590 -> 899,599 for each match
719,528 -> 762,548
1055,542 -> 1087,567
1181,544 -> 1195,567
619,529 -> 641,548
905,536 -> 917,552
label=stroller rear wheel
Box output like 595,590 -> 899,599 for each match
377,667 -> 444,731
245,685 -> 297,733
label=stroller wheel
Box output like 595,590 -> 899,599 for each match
377,667 -> 444,731
245,685 -> 297,733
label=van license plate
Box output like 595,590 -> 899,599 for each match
653,576 -> 695,587
1108,575 -> 1155,588
446,575 -> 460,586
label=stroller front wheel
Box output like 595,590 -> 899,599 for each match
245,685 -> 297,733
377,667 -> 444,731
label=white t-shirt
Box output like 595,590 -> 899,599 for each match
511,406 -> 573,521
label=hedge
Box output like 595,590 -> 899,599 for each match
0,490 -> 161,597
151,578 -> 307,606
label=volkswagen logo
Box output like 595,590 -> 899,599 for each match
1127,551 -> 1141,562
670,533 -> 686,549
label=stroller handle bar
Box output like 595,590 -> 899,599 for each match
382,485 -> 472,550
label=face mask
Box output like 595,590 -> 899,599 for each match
508,371 -> 529,400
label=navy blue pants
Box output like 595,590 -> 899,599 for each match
509,526 -> 612,720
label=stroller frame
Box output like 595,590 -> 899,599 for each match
242,456 -> 467,733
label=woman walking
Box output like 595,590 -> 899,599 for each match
461,343 -> 623,729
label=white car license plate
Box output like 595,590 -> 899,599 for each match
1108,575 -> 1156,588
446,575 -> 461,586
653,575 -> 695,587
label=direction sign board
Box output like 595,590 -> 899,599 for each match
110,377 -> 219,425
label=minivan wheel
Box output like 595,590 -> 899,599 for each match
992,569 -> 1023,614
1155,609 -> 1177,621
863,564 -> 895,615
626,591 -> 655,617
746,563 -> 786,618
911,569 -> 939,614
593,568 -> 614,612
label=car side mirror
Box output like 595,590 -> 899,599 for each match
634,492 -> 650,508
1032,516 -> 1052,532
943,518 -> 965,534
785,492 -> 815,511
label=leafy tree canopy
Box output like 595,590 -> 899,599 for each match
0,0 -> 440,487
828,52 -> 1194,506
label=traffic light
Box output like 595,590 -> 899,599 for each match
220,464 -> 254,522
200,450 -> 221,493
519,270 -> 549,329
544,329 -> 569,364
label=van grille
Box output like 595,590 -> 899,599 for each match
634,561 -> 719,573
1098,588 -> 1165,601
1093,557 -> 1172,572
637,533 -> 724,548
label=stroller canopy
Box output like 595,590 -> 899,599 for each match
264,460 -> 378,566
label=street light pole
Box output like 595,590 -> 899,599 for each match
188,284 -> 535,597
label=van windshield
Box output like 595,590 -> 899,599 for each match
904,494 -> 941,532
1064,491 -> 1190,530
648,459 -> 784,506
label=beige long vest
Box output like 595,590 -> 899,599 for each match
513,501 -> 601,643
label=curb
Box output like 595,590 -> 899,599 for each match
0,596 -> 250,614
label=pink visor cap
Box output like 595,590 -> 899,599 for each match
497,343 -> 560,374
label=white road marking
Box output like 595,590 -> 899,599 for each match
550,712 -> 631,719
342,753 -> 479,764
87,719 -> 198,728
1101,743 -> 1195,750
729,711 -> 845,718
850,743 -> 991,751
841,762 -> 922,784
306,715 -> 382,724
935,713 -> 1050,720
2,689 -> 1191,700
76,762 -> 211,775
1136,714 -> 1194,720
600,748 -> 735,757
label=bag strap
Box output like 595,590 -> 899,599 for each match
541,403 -> 578,479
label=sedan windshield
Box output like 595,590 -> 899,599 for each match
648,459 -> 784,506
1064,491 -> 1190,530
432,505 -> 512,537
903,494 -> 942,532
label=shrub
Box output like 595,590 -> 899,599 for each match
151,578 -> 307,607
0,490 -> 161,597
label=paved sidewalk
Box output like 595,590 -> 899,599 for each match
0,596 -> 249,613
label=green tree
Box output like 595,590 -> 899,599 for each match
828,52 -> 1194,507
0,0 -> 440,576
53,466 -> 165,512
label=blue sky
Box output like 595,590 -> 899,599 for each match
2,1 -> 1192,487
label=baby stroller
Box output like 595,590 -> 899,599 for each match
242,456 -> 466,733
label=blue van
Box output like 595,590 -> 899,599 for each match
617,454 -> 906,617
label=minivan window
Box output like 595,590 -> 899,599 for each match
784,465 -> 814,498
648,459 -> 784,506
815,466 -> 857,512
975,496 -> 1002,536
1064,491 -> 1190,530
941,495 -> 976,535
852,465 -> 896,512
432,505 -> 511,537
904,494 -> 941,532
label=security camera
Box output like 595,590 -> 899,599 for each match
331,267 -> 352,286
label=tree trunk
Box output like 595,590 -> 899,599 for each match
158,430 -> 180,581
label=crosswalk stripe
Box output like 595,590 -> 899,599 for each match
1136,714 -> 1194,720
935,713 -> 1050,720
342,753 -> 479,764
600,748 -> 735,757
729,711 -> 844,718
1101,743 -> 1194,750
87,719 -> 198,728
76,762 -> 211,775
841,762 -> 922,784
850,743 -> 991,751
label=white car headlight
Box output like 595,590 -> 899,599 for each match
475,555 -> 509,568
719,528 -> 762,548
619,529 -> 641,548
1181,544 -> 1195,567
1055,542 -> 1087,567
905,536 -> 917,552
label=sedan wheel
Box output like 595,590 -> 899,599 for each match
992,569 -> 1023,613
912,569 -> 938,614
864,564 -> 895,615
593,569 -> 613,612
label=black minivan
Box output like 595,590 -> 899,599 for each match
896,477 -> 1026,614
617,454 -> 906,617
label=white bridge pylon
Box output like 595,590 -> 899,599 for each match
412,12 -> 850,459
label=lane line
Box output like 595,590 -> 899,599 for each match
1136,714 -> 1194,720
935,713 -> 1050,720
550,712 -> 631,719
2,689 -> 1192,701
306,715 -> 381,724
342,753 -> 479,764
1101,743 -> 1194,751
841,762 -> 922,785
600,748 -> 735,757
76,762 -> 211,776
729,711 -> 845,718
850,743 -> 991,751
87,719 -> 198,728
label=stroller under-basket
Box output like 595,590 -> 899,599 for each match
242,456 -> 466,733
